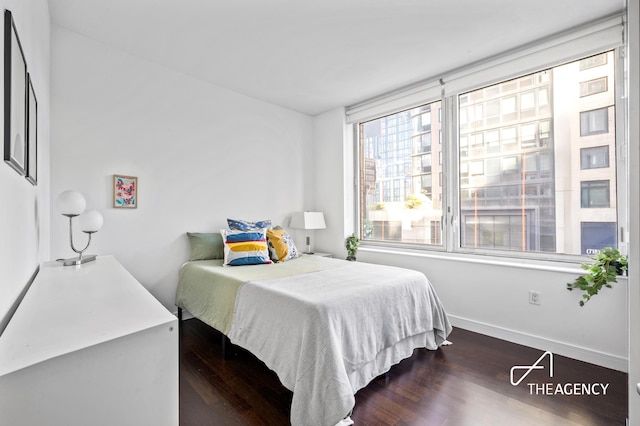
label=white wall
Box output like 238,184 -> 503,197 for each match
312,107 -> 353,256
50,26 -> 313,311
313,106 -> 629,372
0,0 -> 50,331
362,249 -> 627,371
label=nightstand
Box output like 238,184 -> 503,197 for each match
304,252 -> 333,258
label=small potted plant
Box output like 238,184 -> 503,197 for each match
345,233 -> 360,261
566,247 -> 628,306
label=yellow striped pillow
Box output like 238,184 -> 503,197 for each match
221,228 -> 272,266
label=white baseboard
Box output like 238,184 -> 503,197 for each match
174,309 -> 628,372
449,314 -> 628,372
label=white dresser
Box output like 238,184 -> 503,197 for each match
0,255 -> 178,426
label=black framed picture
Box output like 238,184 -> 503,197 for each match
26,75 -> 37,185
3,10 -> 28,176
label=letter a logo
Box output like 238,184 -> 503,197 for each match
510,351 -> 554,386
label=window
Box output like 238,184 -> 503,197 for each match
580,107 -> 609,136
486,130 -> 500,152
580,77 -> 608,97
581,180 -> 610,208
359,101 -> 443,246
356,49 -> 622,258
581,222 -> 617,255
521,123 -> 536,148
521,92 -> 535,110
581,146 -> 609,169
501,127 -> 517,146
463,213 -> 525,251
502,156 -> 518,173
486,99 -> 500,125
579,52 -> 608,70
460,54 -> 617,254
501,96 -> 517,119
414,132 -> 431,153
470,160 -> 484,176
538,88 -> 549,106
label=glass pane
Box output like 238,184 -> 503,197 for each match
580,107 -> 609,136
360,101 -> 443,245
458,51 -> 617,255
581,222 -> 616,255
580,146 -> 609,169
581,180 -> 610,208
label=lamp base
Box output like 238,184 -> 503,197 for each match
61,254 -> 98,266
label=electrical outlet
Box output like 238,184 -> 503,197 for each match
529,290 -> 541,305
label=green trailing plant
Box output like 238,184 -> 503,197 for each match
566,247 -> 628,306
345,233 -> 360,261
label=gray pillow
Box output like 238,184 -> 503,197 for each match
186,232 -> 224,260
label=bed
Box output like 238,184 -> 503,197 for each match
175,230 -> 452,426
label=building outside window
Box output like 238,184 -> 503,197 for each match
358,51 -> 619,256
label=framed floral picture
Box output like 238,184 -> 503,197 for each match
113,174 -> 137,208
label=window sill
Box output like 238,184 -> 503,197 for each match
358,245 -> 614,276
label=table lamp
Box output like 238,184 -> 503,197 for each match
56,190 -> 104,266
290,212 -> 326,254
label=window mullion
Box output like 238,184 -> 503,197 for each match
615,46 -> 628,252
443,93 -> 458,253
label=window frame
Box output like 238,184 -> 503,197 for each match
350,17 -> 626,264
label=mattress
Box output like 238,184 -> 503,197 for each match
176,255 -> 451,426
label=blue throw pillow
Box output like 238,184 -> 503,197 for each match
227,218 -> 272,231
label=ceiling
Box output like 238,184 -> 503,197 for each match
48,0 -> 625,116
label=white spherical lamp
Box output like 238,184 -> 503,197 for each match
56,190 -> 86,217
79,210 -> 104,233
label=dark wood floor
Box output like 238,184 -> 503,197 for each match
179,318 -> 628,426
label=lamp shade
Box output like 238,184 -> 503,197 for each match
289,212 -> 326,230
56,190 -> 86,216
79,210 -> 104,233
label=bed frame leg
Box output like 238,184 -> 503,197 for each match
222,334 -> 233,359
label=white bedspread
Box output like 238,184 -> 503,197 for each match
228,259 -> 451,426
